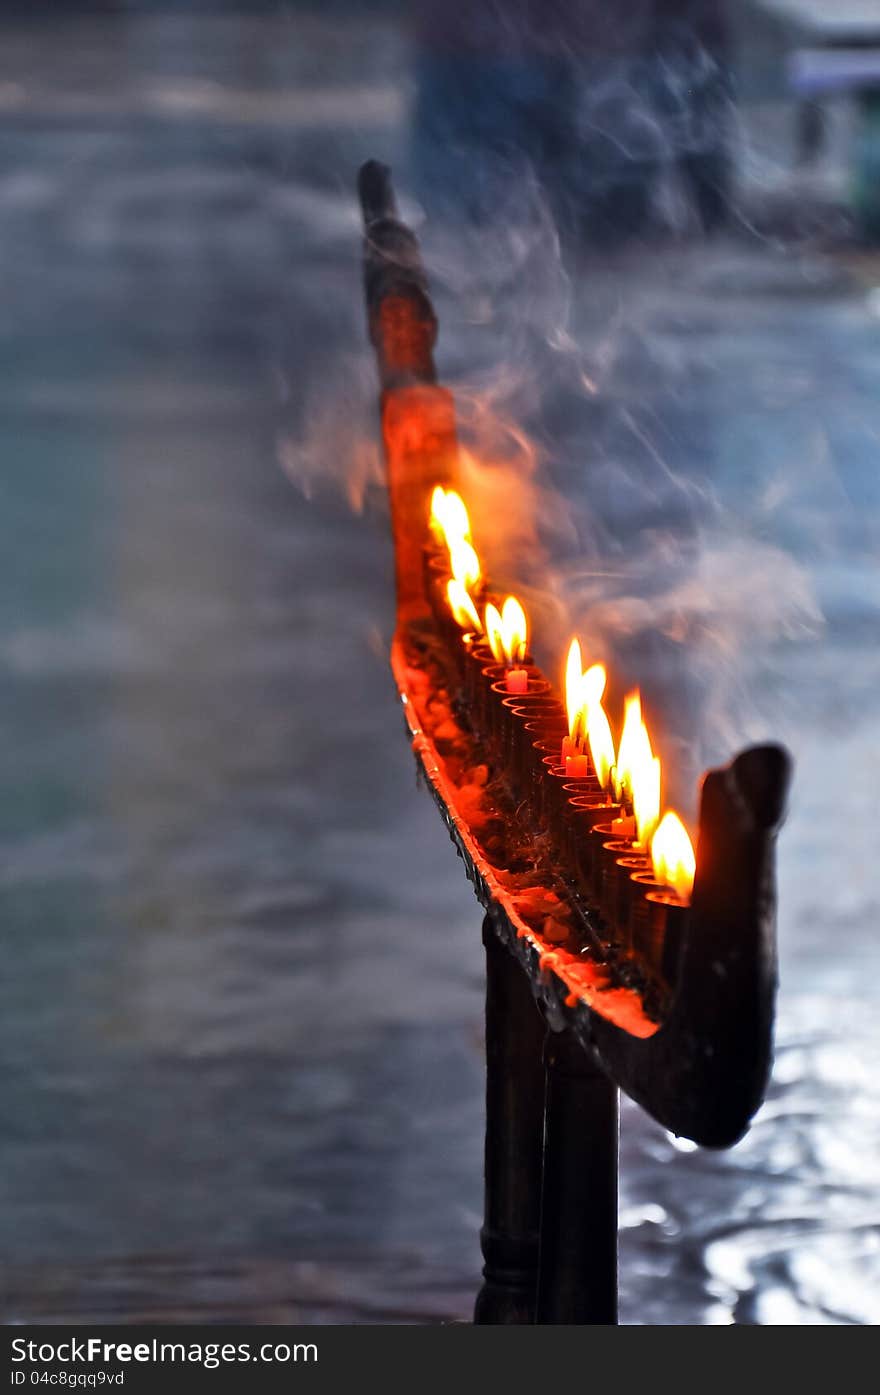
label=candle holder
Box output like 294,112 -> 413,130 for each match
538,759 -> 582,835
508,699 -> 566,797
490,676 -> 550,754
645,891 -> 690,984
628,872 -> 668,961
461,642 -> 495,711
581,817 -> 623,902
611,852 -> 651,951
560,801 -> 609,891
530,736 -> 565,784
597,839 -> 634,922
553,777 -> 602,845
471,661 -> 506,735
361,160 -> 792,1326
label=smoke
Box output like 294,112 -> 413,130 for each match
279,19 -> 830,813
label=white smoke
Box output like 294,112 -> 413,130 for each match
279,32 -> 831,813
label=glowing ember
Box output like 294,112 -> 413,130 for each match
446,579 -> 482,632
651,811 -> 696,902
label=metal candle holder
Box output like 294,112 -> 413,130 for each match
358,160 -> 792,1325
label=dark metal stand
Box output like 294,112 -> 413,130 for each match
536,1029 -> 619,1325
474,917 -> 547,1324
361,161 -> 790,1327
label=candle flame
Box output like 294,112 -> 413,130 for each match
651,811 -> 696,902
430,486 -> 480,589
501,596 -> 528,663
572,661 -> 614,786
448,536 -> 481,590
484,603 -> 505,662
565,638 -> 583,740
565,640 -> 610,745
428,488 -> 691,853
485,597 -> 528,663
622,717 -> 659,846
635,753 -> 661,847
587,702 -> 616,789
430,486 -> 471,544
615,692 -> 642,797
446,579 -> 482,632
582,662 -> 606,709
429,486 -> 447,542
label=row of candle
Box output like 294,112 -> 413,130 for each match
427,485 -> 697,981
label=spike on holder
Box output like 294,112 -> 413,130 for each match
358,161 -> 792,1323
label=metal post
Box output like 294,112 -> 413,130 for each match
536,1029 -> 619,1324
474,917 -> 547,1324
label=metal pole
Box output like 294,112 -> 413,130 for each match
536,1029 -> 619,1324
474,918 -> 547,1324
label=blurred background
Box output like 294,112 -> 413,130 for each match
0,0 -> 878,1324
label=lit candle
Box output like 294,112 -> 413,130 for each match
651,811 -> 696,903
563,638 -> 585,766
610,813 -> 636,840
565,752 -> 589,779
505,667 -> 529,695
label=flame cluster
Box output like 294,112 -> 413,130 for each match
431,487 -> 481,594
432,487 -> 529,665
430,485 -> 696,902
485,598 -> 528,665
563,641 -> 691,894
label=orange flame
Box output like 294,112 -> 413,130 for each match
485,597 -> 528,664
430,486 -> 480,588
501,596 -> 528,663
446,579 -> 482,632
429,486 -> 448,542
581,662 -> 606,709
635,752 -> 661,847
565,646 -> 605,743
565,638 -> 583,740
430,486 -> 471,545
484,603 -> 504,662
614,692 -> 642,798
573,661 -> 614,787
587,702 -> 616,789
651,811 -> 696,902
448,536 -> 481,590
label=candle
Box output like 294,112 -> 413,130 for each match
565,753 -> 589,779
610,814 -> 636,840
561,734 -> 579,762
505,667 -> 528,694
